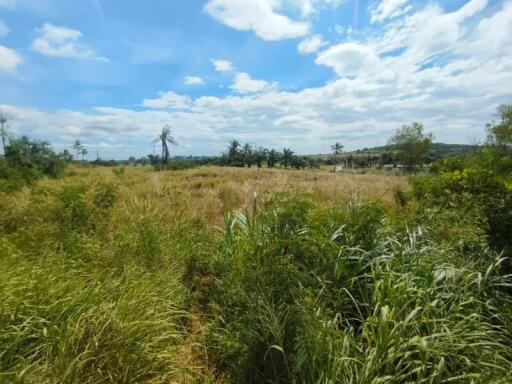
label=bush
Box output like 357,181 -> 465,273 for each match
0,136 -> 68,191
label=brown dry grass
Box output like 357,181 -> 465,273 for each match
54,165 -> 408,227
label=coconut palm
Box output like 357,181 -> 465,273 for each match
80,148 -> 88,161
154,125 -> 177,169
0,110 -> 12,155
72,140 -> 83,161
267,149 -> 280,168
254,147 -> 268,168
282,148 -> 294,169
331,142 -> 344,163
242,143 -> 253,167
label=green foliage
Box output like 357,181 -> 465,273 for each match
389,122 -> 433,171
0,136 -> 68,191
413,144 -> 512,254
487,104 -> 512,146
207,196 -> 512,383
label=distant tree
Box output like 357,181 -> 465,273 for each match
306,157 -> 320,169
282,148 -> 294,169
228,140 -> 240,158
290,155 -> 306,169
267,149 -> 280,168
0,110 -> 12,155
80,147 -> 88,161
5,136 -> 67,179
242,143 -> 253,167
331,142 -> 344,164
254,147 -> 267,168
62,149 -> 73,161
72,140 -> 83,161
487,105 -> 512,147
389,122 -> 433,171
154,125 -> 177,169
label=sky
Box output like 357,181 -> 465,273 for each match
0,0 -> 511,159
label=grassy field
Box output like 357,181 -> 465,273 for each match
1,165 -> 511,383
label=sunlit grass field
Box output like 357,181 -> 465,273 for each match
2,165 -> 511,383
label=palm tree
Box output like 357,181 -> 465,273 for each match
0,110 -> 12,156
331,142 -> 344,164
267,149 -> 280,168
80,147 -> 88,161
282,148 -> 294,169
154,125 -> 177,169
254,147 -> 268,168
228,140 -> 240,157
72,140 -> 83,161
331,141 -> 344,170
242,143 -> 253,167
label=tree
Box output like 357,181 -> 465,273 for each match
331,142 -> 344,163
389,122 -> 433,171
4,136 -> 67,181
72,140 -> 83,161
267,149 -> 280,168
487,104 -> 512,147
80,147 -> 88,161
0,110 -> 12,156
154,125 -> 177,169
62,149 -> 73,161
242,143 -> 253,167
254,147 -> 268,168
282,148 -> 294,169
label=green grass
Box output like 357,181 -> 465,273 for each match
1,166 -> 511,383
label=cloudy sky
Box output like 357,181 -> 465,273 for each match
0,0 -> 511,158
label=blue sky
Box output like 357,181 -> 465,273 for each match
0,0 -> 511,159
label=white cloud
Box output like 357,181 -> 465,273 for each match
2,0 -> 512,158
316,43 -> 380,77
298,35 -> 327,54
230,72 -> 276,94
184,76 -> 205,85
0,45 -> 21,73
142,91 -> 192,109
291,0 -> 346,17
212,59 -> 234,72
0,20 -> 9,36
370,0 -> 411,23
204,0 -> 310,41
31,23 -> 107,61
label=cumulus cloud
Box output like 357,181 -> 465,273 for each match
142,91 -> 192,109
184,76 -> 205,85
298,35 -> 327,54
370,0 -> 411,23
3,0 -> 512,157
316,43 -> 380,77
230,72 -> 276,94
204,0 -> 310,41
31,23 -> 107,61
212,59 -> 234,72
0,45 -> 21,73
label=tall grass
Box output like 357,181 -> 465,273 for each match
207,196 -> 512,383
1,166 -> 511,383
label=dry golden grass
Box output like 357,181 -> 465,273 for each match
53,165 -> 408,227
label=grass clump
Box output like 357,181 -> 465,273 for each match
206,196 -> 512,383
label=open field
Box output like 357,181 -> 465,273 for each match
57,166 -> 408,224
2,165 -> 512,383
